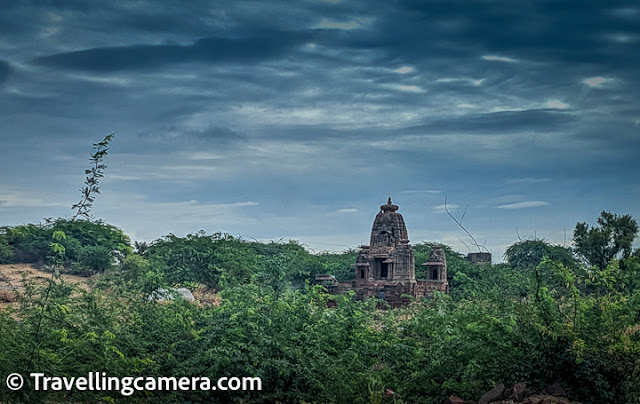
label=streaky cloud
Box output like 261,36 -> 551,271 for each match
433,204 -> 458,212
33,30 -> 313,72
482,55 -> 518,63
505,177 -> 550,185
496,201 -> 550,209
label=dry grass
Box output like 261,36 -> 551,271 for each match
0,263 -> 94,310
0,289 -> 18,303
192,285 -> 222,306
0,264 -> 222,310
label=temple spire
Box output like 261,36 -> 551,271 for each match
380,196 -> 399,213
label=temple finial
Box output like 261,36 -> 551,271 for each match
381,197 -> 399,213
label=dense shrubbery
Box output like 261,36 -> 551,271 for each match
0,231 -> 14,264
134,232 -> 357,291
1,211 -> 639,403
0,218 -> 131,270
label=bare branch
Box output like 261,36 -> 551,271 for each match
460,204 -> 469,224
444,196 -> 488,252
458,238 -> 472,253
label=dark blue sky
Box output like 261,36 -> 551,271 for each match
1,1 -> 638,259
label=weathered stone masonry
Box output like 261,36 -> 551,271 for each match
317,198 -> 449,307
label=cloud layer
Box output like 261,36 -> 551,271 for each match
1,0 -> 639,259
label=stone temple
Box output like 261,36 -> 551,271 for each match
316,198 -> 449,307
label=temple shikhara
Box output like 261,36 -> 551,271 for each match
316,198 -> 449,307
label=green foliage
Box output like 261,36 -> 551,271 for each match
0,228 -> 14,263
1,218 -> 131,270
316,249 -> 359,280
2,214 -> 640,403
1,223 -> 52,263
248,239 -> 346,284
505,239 -> 576,270
71,133 -> 115,221
142,231 -> 359,290
77,245 -> 113,272
143,231 -> 258,289
574,210 -> 639,270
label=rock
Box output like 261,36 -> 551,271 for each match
506,382 -> 527,402
542,383 -> 567,398
541,397 -> 571,404
478,383 -> 505,404
524,387 -> 535,399
148,287 -> 195,302
174,287 -> 195,301
443,396 -> 475,404
515,393 -> 579,404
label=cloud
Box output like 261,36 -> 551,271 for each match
583,77 -> 610,88
486,195 -> 525,205
1,0 -> 640,262
336,208 -> 358,213
606,33 -> 638,44
179,151 -> 224,161
482,55 -> 518,63
496,201 -> 550,209
0,189 -> 66,208
436,77 -> 484,86
433,204 -> 458,213
382,84 -> 425,93
313,17 -> 374,30
139,126 -> 247,148
400,190 -> 441,194
404,109 -> 574,135
33,30 -> 312,72
393,66 -> 413,74
505,177 -> 550,185
544,100 -> 569,109
95,193 -> 260,240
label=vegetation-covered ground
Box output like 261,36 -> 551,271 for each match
1,212 -> 639,403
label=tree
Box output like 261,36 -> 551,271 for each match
505,239 -> 576,271
573,211 -> 638,270
71,133 -> 115,221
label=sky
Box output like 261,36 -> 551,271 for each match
1,0 -> 639,260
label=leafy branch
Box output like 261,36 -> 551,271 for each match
71,133 -> 115,221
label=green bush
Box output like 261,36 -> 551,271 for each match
77,245 -> 113,272
1,223 -> 50,263
142,232 -> 359,289
1,218 -> 131,267
0,230 -> 13,263
144,232 -> 258,288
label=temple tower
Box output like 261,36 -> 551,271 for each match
355,198 -> 416,285
316,197 -> 450,307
